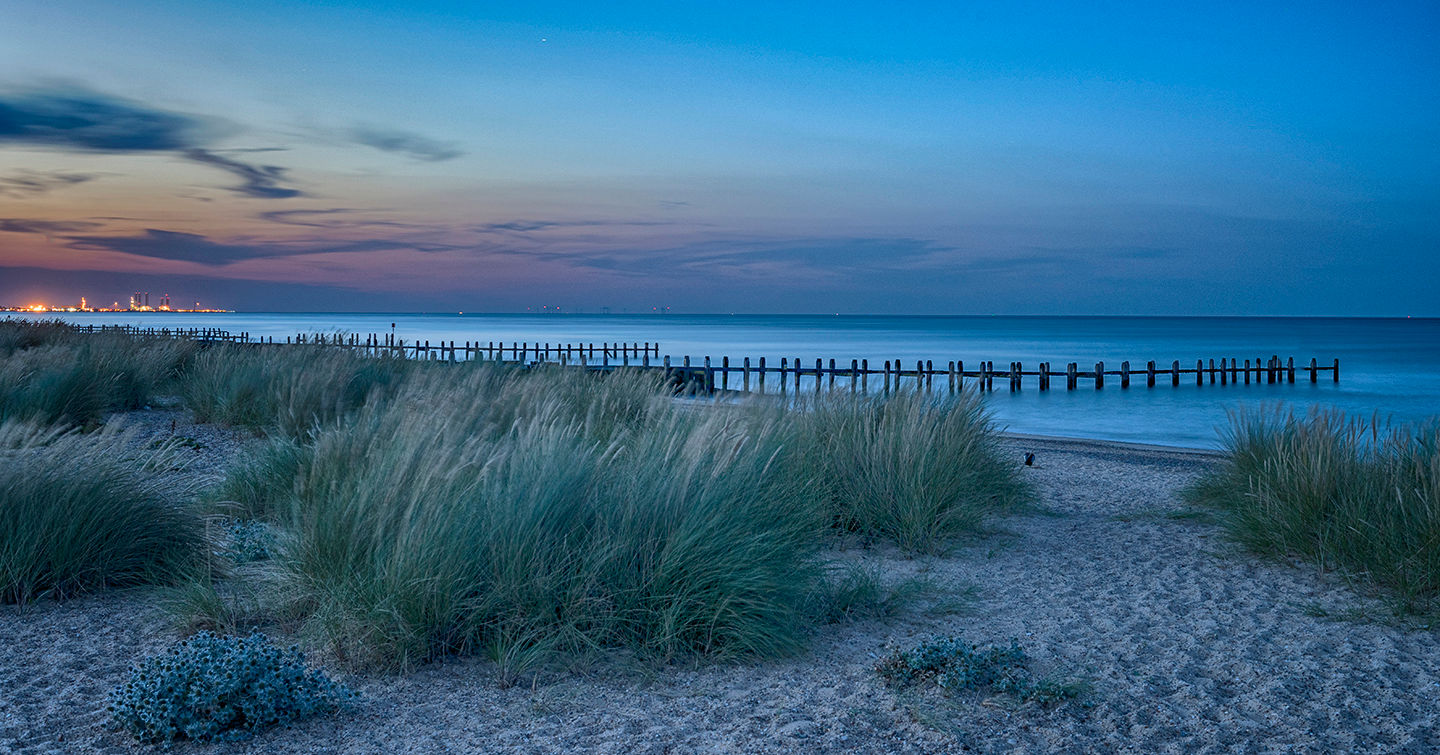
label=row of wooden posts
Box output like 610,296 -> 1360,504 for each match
73,325 -> 1339,394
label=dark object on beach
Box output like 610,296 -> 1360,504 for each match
1024,452 -> 1035,466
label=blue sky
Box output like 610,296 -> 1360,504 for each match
1,1 -> 1436,313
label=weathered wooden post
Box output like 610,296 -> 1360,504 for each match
1121,361 -> 1130,388
1095,361 -> 1104,389
851,359 -> 859,393
796,357 -> 803,391
1333,358 -> 1340,383
780,357 -> 789,393
948,361 -> 956,393
861,359 -> 868,392
1219,358 -> 1227,385
758,356 -> 767,392
1066,362 -> 1077,390
1287,356 -> 1295,383
924,360 -> 933,391
722,356 -> 729,390
955,360 -> 963,392
883,360 -> 892,392
743,357 -> 751,391
828,358 -> 835,391
1172,360 -> 1181,387
817,358 -> 825,393
1309,357 -> 1318,383
1196,359 -> 1204,386
1039,362 -> 1049,391
1011,362 -> 1020,391
1243,359 -> 1250,384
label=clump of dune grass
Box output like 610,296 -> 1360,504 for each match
1186,407 -> 1440,611
0,421 -> 203,604
181,343 -> 412,436
0,336 -> 197,426
0,317 -> 81,354
210,436 -> 313,520
782,390 -> 1025,554
274,365 -> 821,674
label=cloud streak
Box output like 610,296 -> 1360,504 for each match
0,218 -> 103,234
180,149 -> 303,199
349,126 -> 463,162
0,169 -> 99,198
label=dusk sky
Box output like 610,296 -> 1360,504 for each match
1,1 -> 1436,314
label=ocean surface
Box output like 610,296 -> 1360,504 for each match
17,313 -> 1438,449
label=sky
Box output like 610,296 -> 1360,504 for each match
1,1 -> 1436,314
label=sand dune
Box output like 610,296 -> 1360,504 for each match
3,426 -> 1437,753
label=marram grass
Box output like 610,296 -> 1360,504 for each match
1186,407 -> 1440,611
782,390 -> 1026,553
280,366 -> 824,672
0,421 -> 204,603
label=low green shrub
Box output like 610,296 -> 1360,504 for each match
0,421 -> 202,603
877,636 -> 1080,705
224,520 -> 276,564
1186,407 -> 1440,610
108,631 -> 354,743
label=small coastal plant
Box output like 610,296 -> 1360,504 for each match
224,519 -> 276,564
108,631 -> 354,743
877,636 -> 1081,705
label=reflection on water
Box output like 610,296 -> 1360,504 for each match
18,313 -> 1438,449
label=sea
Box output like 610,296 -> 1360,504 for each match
15,312 -> 1438,449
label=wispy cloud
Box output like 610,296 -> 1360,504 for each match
180,148 -> 303,199
0,169 -> 99,198
257,208 -> 420,229
0,85 -> 307,200
349,126 -> 463,162
62,228 -> 467,267
0,86 -> 211,152
471,219 -> 676,234
0,218 -> 103,234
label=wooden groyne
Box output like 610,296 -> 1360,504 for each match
69,324 -> 1341,394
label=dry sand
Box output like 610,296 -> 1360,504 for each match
4,419 -> 1439,753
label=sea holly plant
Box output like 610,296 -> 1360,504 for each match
109,631 -> 355,743
876,636 -> 1081,705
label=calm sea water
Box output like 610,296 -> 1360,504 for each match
18,313 -> 1439,449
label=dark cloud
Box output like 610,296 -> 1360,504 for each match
0,88 -> 208,151
349,126 -> 463,162
0,218 -> 103,234
0,86 -> 305,200
257,208 -> 419,229
65,229 -> 286,265
63,228 -> 464,266
180,149 -> 303,199
0,170 -> 99,198
471,219 -> 674,234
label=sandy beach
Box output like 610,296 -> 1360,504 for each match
3,413 -> 1437,754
